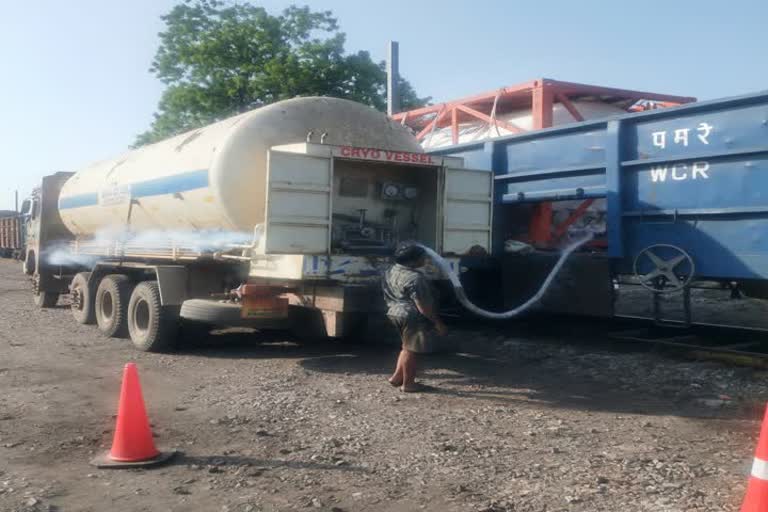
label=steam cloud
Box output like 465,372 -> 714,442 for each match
46,228 -> 255,267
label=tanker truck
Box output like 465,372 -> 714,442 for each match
25,97 -> 492,352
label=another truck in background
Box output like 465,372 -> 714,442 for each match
0,207 -> 25,260
25,97 -> 492,351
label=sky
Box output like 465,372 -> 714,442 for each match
1,0 -> 766,210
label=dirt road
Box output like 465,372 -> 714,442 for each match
1,258 -> 766,512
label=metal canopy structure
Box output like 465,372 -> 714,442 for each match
392,78 -> 696,146
393,78 -> 696,248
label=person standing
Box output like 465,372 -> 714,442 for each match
383,243 -> 447,392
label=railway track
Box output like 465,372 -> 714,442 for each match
609,315 -> 768,368
446,308 -> 768,368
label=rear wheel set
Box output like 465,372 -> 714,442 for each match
127,281 -> 179,352
78,274 -> 179,352
70,272 -> 95,324
95,275 -> 134,338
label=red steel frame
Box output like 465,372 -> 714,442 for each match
392,78 -> 695,247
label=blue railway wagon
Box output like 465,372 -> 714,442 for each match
431,91 -> 768,313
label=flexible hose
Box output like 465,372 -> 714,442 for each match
419,233 -> 594,319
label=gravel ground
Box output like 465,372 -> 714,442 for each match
1,258 -> 766,512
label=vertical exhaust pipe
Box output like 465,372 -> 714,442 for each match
387,41 -> 400,116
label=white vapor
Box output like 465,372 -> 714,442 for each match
46,228 -> 255,267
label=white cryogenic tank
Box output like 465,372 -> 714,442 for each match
59,97 -> 422,237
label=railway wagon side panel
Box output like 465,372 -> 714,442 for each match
433,91 -> 768,283
621,95 -> 768,280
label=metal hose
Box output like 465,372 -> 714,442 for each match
419,233 -> 594,319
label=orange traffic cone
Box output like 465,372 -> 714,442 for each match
91,363 -> 175,468
741,405 -> 768,511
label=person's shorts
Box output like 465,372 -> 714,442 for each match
388,315 -> 435,353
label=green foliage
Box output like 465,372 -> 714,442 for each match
135,0 -> 430,146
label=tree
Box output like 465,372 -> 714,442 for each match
135,0 -> 430,146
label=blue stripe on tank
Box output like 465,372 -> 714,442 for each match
131,169 -> 209,198
59,193 -> 99,209
58,169 -> 210,210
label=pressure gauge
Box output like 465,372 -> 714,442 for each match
383,183 -> 400,199
404,187 -> 419,200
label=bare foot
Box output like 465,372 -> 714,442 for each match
388,377 -> 403,387
400,383 -> 434,393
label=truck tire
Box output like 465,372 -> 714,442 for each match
180,299 -> 245,326
127,281 -> 179,352
70,272 -> 95,324
24,251 -> 35,275
33,290 -> 58,308
95,274 -> 133,338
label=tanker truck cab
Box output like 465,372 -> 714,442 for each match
245,142 -> 493,338
23,172 -> 76,307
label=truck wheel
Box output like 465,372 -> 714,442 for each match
95,275 -> 133,338
33,290 -> 58,308
70,272 -> 95,324
127,281 -> 179,352
24,251 -> 35,275
180,299 -> 244,326
181,299 -> 288,330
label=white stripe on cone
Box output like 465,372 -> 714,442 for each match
752,457 -> 768,481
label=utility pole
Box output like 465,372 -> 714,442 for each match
387,41 -> 400,116
15,190 -> 18,212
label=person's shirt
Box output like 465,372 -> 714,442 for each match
382,263 -> 434,319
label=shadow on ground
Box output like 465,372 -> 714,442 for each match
173,320 -> 761,422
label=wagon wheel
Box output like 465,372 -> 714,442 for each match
633,244 -> 695,294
